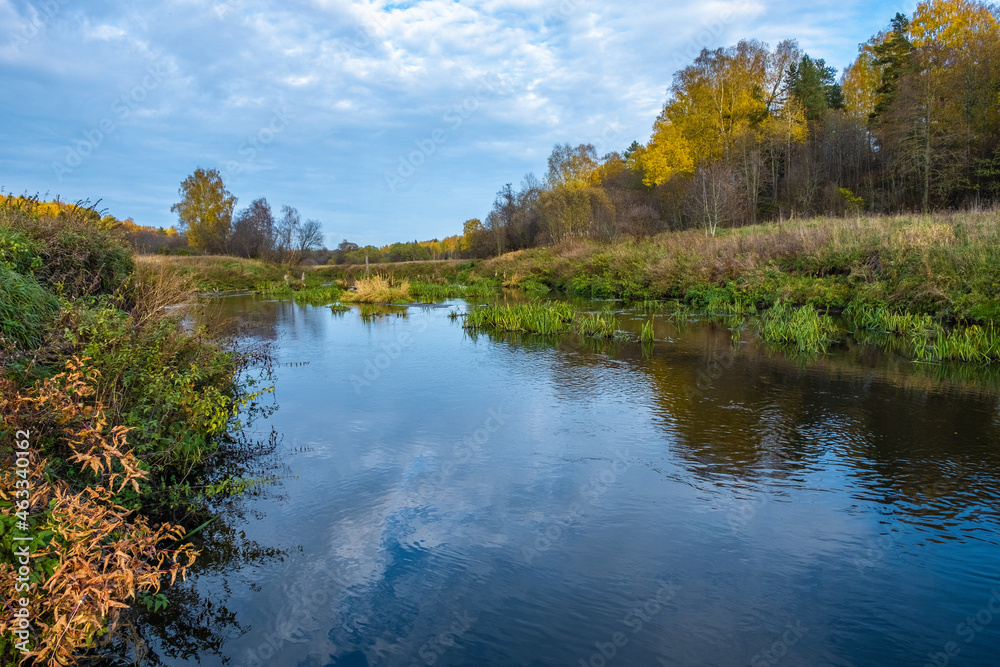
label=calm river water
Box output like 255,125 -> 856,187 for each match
149,295 -> 1000,667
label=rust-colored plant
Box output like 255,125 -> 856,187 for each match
0,357 -> 198,666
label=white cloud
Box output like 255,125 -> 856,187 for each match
0,0 -> 915,242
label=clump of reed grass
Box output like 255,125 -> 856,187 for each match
291,285 -> 343,307
641,318 -> 655,341
341,274 -> 411,304
846,303 -> 1000,363
410,281 -> 454,302
760,300 -> 841,352
576,309 -> 621,339
846,303 -> 936,336
464,302 -> 574,334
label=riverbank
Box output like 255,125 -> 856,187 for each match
137,210 -> 1000,360
1,201 -> 269,663
473,210 -> 1000,324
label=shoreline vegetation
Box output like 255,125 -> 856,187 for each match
1,200 -> 273,664
148,209 -> 1000,361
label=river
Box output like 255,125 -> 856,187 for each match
145,294 -> 1000,666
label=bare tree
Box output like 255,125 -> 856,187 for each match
688,163 -> 743,236
295,219 -> 324,253
231,198 -> 275,258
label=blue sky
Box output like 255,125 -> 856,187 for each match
1,0 -> 913,247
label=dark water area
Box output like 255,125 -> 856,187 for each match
149,295 -> 1000,667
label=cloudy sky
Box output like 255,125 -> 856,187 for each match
1,0 -> 912,246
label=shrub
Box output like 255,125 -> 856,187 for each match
0,204 -> 133,299
0,264 -> 58,350
0,359 -> 197,665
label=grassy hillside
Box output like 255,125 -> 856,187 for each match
1,200 -> 269,664
474,210 -> 1000,323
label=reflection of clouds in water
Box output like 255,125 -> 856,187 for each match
241,473 -> 494,665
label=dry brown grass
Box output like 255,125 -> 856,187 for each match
341,274 -> 412,304
130,259 -> 195,329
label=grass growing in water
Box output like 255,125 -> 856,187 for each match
342,274 -> 411,304
641,319 -> 655,341
576,309 -> 621,339
846,303 -> 1000,362
760,301 -> 841,352
464,302 -> 574,334
463,302 -> 626,339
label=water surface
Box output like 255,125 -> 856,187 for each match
152,295 -> 1000,667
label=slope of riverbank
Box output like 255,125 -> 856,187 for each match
1,201 -> 269,664
473,210 -> 1000,324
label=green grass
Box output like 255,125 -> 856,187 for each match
292,285 -> 343,307
0,264 -> 58,348
463,302 -> 627,339
473,211 -> 1000,326
575,309 -> 622,339
136,255 -> 286,292
464,302 -> 575,335
759,300 -> 841,353
641,319 -> 655,341
845,303 -> 1000,363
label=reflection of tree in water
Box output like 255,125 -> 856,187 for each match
628,322 -> 1000,541
477,313 -> 1000,541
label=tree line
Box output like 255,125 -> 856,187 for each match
164,1 -> 1000,265
170,167 -> 326,263
456,0 -> 1000,257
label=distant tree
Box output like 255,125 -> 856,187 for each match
231,198 -> 275,258
332,239 -> 360,264
386,241 -> 432,262
295,219 -> 324,253
170,168 -> 235,254
788,55 -> 843,121
274,205 -> 299,256
870,13 -> 914,123
546,144 -> 599,189
460,218 -> 486,257
485,184 -> 517,256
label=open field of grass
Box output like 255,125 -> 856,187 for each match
135,254 -> 286,291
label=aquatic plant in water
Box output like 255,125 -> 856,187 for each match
760,300 -> 841,353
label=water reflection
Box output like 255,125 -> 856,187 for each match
145,296 -> 1000,666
